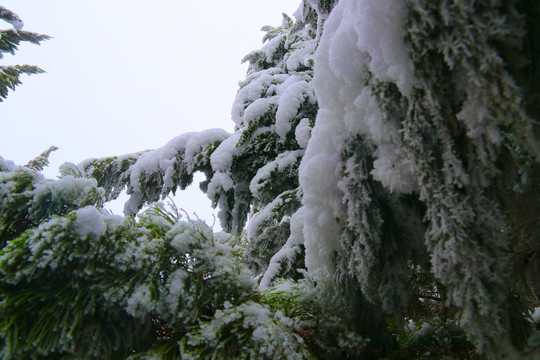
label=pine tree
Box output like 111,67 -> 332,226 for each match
1,1 -> 539,359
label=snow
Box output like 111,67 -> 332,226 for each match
231,69 -> 285,126
165,268 -> 188,315
292,2 -> 305,23
294,118 -> 312,149
259,207 -> 305,288
532,307 -> 540,323
128,133 -> 194,195
8,18 -> 24,30
415,322 -> 434,337
304,0 -> 332,19
299,134 -> 344,275
122,129 -> 230,216
353,88 -> 417,193
30,175 -> 106,217
231,67 -> 316,140
299,0 -> 417,276
243,97 -> 275,125
263,34 -> 287,63
249,150 -> 303,200
206,171 -> 234,202
128,129 -> 228,194
247,194 -> 285,240
275,80 -> 312,137
193,301 -> 308,359
125,284 -> 155,318
0,6 -> 24,31
286,40 -> 316,72
210,132 -> 241,172
183,128 -> 230,168
350,0 -> 417,96
0,158 -> 16,172
123,192 -> 143,218
231,66 -> 316,150
73,206 -> 107,239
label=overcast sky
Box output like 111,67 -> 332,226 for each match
1,0 -> 299,226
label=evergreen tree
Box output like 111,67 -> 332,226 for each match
1,1 -> 539,359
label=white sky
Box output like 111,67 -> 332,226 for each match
0,0 -> 300,227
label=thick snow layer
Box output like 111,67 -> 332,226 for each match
8,18 -> 24,30
263,34 -> 287,63
231,68 -> 315,140
292,2 -> 305,23
354,87 -> 417,192
165,268 -> 188,314
207,171 -> 234,200
205,171 -> 236,230
275,80 -> 313,137
231,69 -> 286,126
243,97 -> 276,125
286,40 -> 317,72
124,133 -> 195,216
210,132 -> 241,172
196,301 -> 307,359
350,0 -> 416,96
73,206 -> 107,239
128,133 -> 194,195
300,0 -> 417,276
294,118 -> 312,149
180,129 -> 229,168
128,130 -> 227,193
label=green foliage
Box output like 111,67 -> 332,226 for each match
397,1 -> 540,355
245,189 -> 302,274
0,145 -> 371,359
0,192 -> 247,358
0,6 -> 50,101
0,64 -> 45,101
25,145 -> 58,171
182,301 -> 315,360
0,30 -> 51,56
0,162 -> 363,359
0,212 -> 155,359
387,318 -> 485,360
0,156 -> 104,248
75,153 -> 143,202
